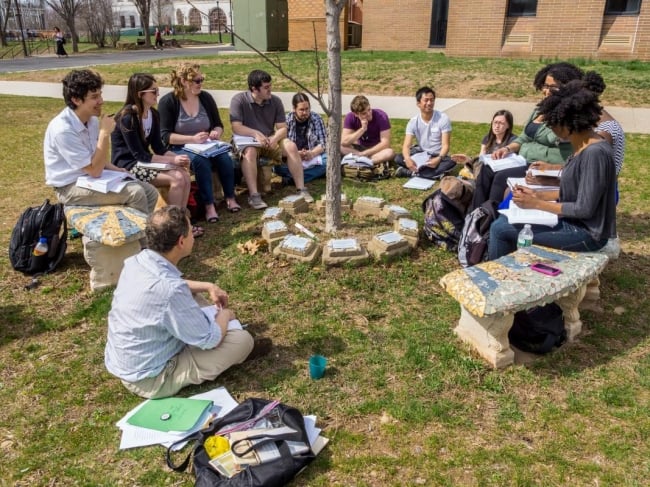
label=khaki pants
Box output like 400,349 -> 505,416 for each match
56,180 -> 159,215
122,329 -> 254,399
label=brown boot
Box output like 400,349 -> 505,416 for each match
245,337 -> 272,362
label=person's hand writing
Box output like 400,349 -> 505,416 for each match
206,283 -> 229,309
512,186 -> 539,209
492,147 -> 509,160
193,132 -> 210,144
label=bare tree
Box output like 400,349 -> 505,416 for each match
45,0 -> 82,53
84,0 -> 119,48
0,0 -> 12,47
132,0 -> 152,47
227,0 -> 347,232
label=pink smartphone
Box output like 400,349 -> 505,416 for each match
530,262 -> 562,276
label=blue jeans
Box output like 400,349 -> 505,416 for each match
172,147 -> 236,204
273,154 -> 327,184
488,214 -> 608,260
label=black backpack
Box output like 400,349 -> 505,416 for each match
508,303 -> 567,354
457,200 -> 499,267
422,189 -> 466,251
9,199 -> 67,276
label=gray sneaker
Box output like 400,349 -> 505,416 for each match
298,188 -> 314,203
248,193 -> 268,210
395,166 -> 413,178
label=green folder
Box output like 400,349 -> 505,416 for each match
127,397 -> 213,432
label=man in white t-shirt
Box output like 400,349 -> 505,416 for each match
43,69 -> 158,214
395,86 -> 455,180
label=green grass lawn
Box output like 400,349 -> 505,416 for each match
0,54 -> 648,486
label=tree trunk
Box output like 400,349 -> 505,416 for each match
324,0 -> 345,233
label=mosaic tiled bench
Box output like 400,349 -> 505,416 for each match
440,246 -> 609,368
64,205 -> 147,291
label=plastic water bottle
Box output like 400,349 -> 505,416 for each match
33,237 -> 48,256
517,224 -> 534,251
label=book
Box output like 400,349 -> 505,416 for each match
498,202 -> 558,227
479,153 -> 527,172
232,135 -> 262,150
403,176 -> 435,190
135,161 -> 175,171
507,177 -> 559,191
76,170 -> 135,194
126,397 -> 213,433
302,154 -> 323,169
529,168 -> 561,178
410,151 -> 432,169
183,140 -> 231,158
341,153 -> 374,167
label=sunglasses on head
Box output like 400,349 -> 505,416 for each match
191,77 -> 205,85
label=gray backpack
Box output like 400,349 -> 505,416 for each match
457,200 -> 498,267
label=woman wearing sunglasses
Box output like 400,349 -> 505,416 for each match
159,63 -> 240,222
112,73 -> 195,231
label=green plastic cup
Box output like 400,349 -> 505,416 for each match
309,354 -> 327,379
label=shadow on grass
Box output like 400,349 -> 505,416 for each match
527,211 -> 650,376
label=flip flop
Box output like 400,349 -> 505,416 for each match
206,216 -> 219,223
227,203 -> 242,213
192,225 -> 205,238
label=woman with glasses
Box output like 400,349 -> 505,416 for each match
470,62 -> 581,211
159,63 -> 240,223
479,110 -> 517,156
112,73 -> 195,229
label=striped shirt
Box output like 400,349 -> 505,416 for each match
597,119 -> 625,175
105,250 -> 221,382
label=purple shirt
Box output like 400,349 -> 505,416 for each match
343,108 -> 391,148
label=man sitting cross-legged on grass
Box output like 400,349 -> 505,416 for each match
341,95 -> 395,165
104,205 -> 272,399
44,69 -> 158,215
394,86 -> 456,180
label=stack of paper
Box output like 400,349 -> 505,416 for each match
341,154 -> 373,167
76,170 -> 135,194
498,202 -> 558,227
232,135 -> 262,150
403,176 -> 435,190
184,140 -> 231,157
116,387 -> 237,450
480,153 -> 527,172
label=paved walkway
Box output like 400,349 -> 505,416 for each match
1,80 -> 649,134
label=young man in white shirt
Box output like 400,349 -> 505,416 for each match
43,69 -> 158,214
395,86 -> 455,180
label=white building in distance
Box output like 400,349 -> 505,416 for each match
112,0 -> 231,34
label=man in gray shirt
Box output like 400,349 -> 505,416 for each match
230,69 -> 313,209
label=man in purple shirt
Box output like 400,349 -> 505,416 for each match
341,95 -> 395,164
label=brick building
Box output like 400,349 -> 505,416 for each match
287,0 -> 362,51
360,0 -> 650,61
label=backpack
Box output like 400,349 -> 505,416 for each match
421,189 -> 466,251
508,303 -> 567,354
457,199 -> 499,267
167,398 -> 316,487
9,199 -> 67,276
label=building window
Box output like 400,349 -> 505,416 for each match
507,0 -> 538,16
120,16 -> 125,28
604,0 -> 642,14
129,16 -> 135,28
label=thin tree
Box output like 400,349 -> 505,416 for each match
132,0 -> 152,47
45,0 -> 82,53
226,0 -> 346,232
1,0 -> 13,47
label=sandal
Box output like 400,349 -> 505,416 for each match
227,201 -> 242,213
206,216 -> 219,223
192,225 -> 204,238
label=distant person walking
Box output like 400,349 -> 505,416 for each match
154,27 -> 163,50
53,27 -> 67,58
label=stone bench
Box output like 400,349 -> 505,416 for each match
439,245 -> 610,368
64,206 -> 147,291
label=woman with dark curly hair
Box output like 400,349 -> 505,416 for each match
487,79 -> 617,259
470,62 -> 582,210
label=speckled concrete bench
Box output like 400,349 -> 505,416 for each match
64,206 -> 147,291
440,246 -> 609,368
